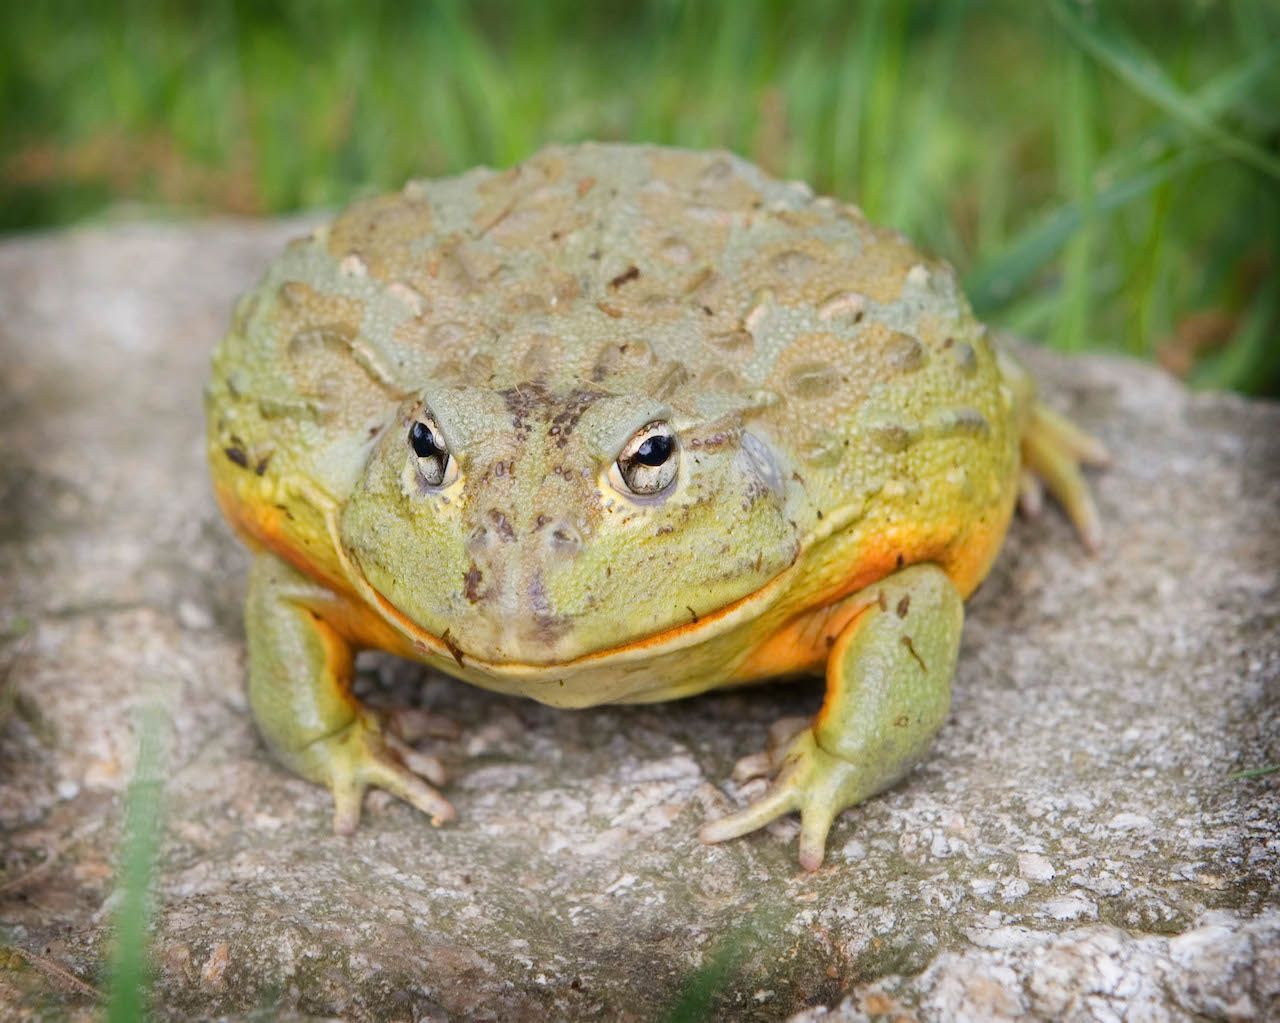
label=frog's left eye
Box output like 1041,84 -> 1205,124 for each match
408,414 -> 458,488
611,421 -> 679,497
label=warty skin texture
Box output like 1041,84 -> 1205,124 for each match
206,142 -> 1104,868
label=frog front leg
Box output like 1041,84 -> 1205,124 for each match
701,564 -> 963,870
245,553 -> 454,833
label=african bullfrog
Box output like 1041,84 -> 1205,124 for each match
206,143 -> 1105,869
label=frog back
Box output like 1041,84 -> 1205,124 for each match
206,143 -> 1017,605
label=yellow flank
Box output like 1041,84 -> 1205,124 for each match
205,142 -> 1105,869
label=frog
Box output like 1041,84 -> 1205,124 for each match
205,142 -> 1106,870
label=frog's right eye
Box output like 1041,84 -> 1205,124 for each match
610,421 -> 679,498
408,415 -> 457,488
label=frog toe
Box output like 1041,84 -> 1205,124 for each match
384,731 -> 448,787
1018,468 -> 1044,517
361,752 -> 455,826
319,715 -> 455,834
701,729 -> 863,870
1022,401 -> 1106,552
699,784 -> 800,845
797,802 -> 837,872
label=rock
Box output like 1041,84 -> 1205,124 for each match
0,220 -> 1277,1021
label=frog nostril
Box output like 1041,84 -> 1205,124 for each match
547,522 -> 582,553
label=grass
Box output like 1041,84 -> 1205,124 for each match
1,1 -> 1277,393
105,705 -> 166,1023
0,2 -> 1276,1015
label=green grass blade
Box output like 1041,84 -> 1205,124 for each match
1054,45 -> 1097,352
1050,0 -> 1280,181
964,146 -> 1206,314
663,905 -> 785,1022
965,31 -> 1280,315
1230,764 -> 1280,780
105,704 -> 166,1023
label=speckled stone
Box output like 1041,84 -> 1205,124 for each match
0,220 -> 1277,1022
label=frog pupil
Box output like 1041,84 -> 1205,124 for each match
635,434 -> 672,466
410,421 -> 441,459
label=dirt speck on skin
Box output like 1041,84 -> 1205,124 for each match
0,222 -> 1277,1021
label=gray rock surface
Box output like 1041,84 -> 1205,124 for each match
0,220 -> 1277,1022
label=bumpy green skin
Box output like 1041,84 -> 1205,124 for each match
205,143 -> 1102,868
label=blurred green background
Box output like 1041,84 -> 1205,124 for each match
2,0 -> 1278,393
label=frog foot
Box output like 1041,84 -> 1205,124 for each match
311,711 -> 455,835
700,726 -> 877,871
1021,400 -> 1110,553
703,564 -> 963,871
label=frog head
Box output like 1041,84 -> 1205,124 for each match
339,383 -> 800,666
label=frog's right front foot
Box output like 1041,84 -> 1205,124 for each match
245,553 -> 455,835
303,711 -> 454,834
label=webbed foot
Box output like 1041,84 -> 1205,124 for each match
245,554 -> 456,834
702,565 -> 964,870
701,727 -> 877,870
315,711 -> 454,834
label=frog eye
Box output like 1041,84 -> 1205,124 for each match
611,421 -> 679,497
408,414 -> 457,488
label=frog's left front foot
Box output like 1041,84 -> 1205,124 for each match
702,727 -> 889,870
701,564 -> 964,870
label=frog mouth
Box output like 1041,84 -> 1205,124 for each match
336,530 -> 799,678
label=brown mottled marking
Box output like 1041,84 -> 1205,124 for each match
224,446 -> 248,468
463,565 -> 484,603
896,595 -> 911,618
893,713 -> 910,727
441,628 -> 465,666
901,635 -> 926,672
500,382 -> 550,432
548,389 -> 606,448
487,509 -> 516,542
609,265 -> 641,289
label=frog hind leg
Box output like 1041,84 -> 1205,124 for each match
245,553 -> 454,833
1021,400 -> 1110,553
701,564 -> 962,870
